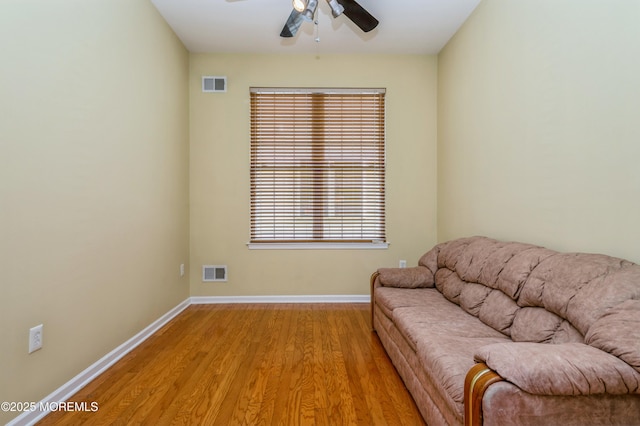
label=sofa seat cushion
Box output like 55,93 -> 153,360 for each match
390,298 -> 511,418
416,334 -> 510,416
393,302 -> 507,352
374,287 -> 445,321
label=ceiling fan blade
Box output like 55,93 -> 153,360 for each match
336,0 -> 378,32
280,9 -> 304,37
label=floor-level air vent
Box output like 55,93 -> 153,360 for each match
202,265 -> 227,282
202,76 -> 227,93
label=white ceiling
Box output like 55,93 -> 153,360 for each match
150,0 -> 481,55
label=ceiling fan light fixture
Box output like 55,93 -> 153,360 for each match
326,0 -> 344,18
292,0 -> 307,13
301,0 -> 318,22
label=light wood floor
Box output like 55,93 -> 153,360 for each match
38,303 -> 426,425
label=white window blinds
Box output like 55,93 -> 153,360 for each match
250,88 -> 386,244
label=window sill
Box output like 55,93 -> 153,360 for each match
247,242 -> 389,250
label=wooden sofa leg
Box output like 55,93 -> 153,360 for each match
464,363 -> 504,426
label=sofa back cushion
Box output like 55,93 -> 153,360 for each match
510,307 -> 583,344
429,236 -> 640,349
586,299 -> 640,373
519,252 -> 640,336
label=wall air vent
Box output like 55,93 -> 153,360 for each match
202,76 -> 227,93
202,265 -> 227,282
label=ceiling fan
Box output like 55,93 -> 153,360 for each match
280,0 -> 378,38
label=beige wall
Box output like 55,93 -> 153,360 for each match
0,1 -> 189,422
438,0 -> 640,262
190,53 -> 438,296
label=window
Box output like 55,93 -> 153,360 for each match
249,87 -> 386,248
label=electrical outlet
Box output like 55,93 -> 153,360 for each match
180,263 -> 185,277
29,324 -> 43,354
399,260 -> 407,268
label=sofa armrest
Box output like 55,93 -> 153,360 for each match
370,266 -> 435,330
376,266 -> 435,288
474,342 -> 640,396
464,363 -> 504,426
370,271 -> 381,330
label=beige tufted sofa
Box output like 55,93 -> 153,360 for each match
371,236 -> 640,425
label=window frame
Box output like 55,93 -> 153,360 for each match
248,87 -> 388,250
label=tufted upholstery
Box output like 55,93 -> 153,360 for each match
419,236 -> 640,358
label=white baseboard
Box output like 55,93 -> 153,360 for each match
7,294 -> 369,425
190,294 -> 370,304
7,298 -> 191,426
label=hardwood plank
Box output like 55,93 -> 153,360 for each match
37,304 -> 426,425
246,305 -> 293,426
323,307 -> 360,424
